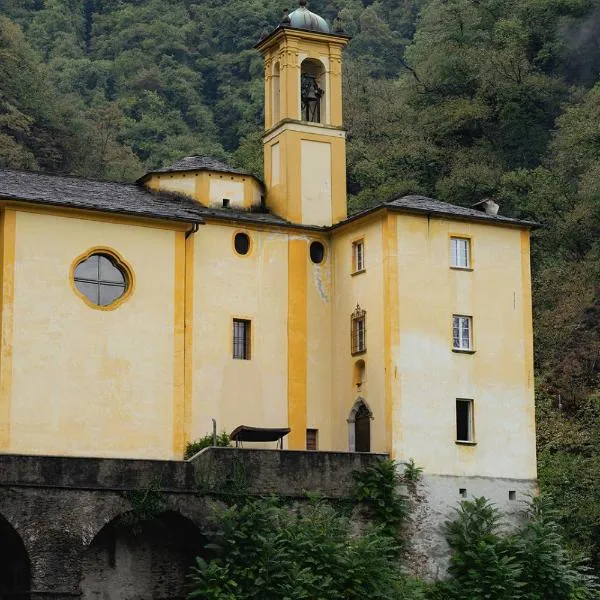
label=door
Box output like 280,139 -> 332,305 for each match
354,403 -> 371,452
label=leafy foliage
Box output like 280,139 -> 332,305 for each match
403,458 -> 424,483
120,479 -> 165,535
185,431 -> 232,460
187,497 -> 425,600
428,497 -> 600,600
352,458 -> 410,541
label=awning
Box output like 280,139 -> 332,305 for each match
229,426 -> 291,448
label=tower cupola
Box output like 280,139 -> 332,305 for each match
256,1 -> 350,226
288,1 -> 330,33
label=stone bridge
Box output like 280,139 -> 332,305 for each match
0,449 -> 385,599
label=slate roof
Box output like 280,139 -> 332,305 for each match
0,168 -> 290,227
382,195 -> 538,228
0,169 -> 537,230
142,156 -> 253,178
0,168 -> 207,223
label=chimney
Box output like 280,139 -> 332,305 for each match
472,198 -> 499,216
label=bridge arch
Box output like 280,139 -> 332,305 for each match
80,510 -> 206,600
0,513 -> 31,599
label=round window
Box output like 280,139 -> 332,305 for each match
234,232 -> 250,256
73,252 -> 129,307
309,241 -> 325,264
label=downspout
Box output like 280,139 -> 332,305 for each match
185,222 -> 200,239
183,221 -> 201,456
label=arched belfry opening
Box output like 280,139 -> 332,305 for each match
272,61 -> 281,125
80,511 -> 206,600
300,59 -> 326,123
348,398 -> 372,453
0,514 -> 31,599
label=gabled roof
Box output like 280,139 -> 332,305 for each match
383,195 -> 539,227
0,168 -> 290,227
0,168 -> 206,224
139,156 -> 253,180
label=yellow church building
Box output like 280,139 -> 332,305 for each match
0,1 -> 537,509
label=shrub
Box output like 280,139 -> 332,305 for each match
187,497 -> 425,600
352,458 -> 410,541
185,431 -> 231,460
428,496 -> 600,600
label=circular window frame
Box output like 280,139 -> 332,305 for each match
70,247 -> 135,311
232,230 -> 253,257
309,240 -> 327,265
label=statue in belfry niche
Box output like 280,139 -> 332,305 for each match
301,74 -> 324,123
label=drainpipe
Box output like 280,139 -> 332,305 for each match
185,222 -> 200,238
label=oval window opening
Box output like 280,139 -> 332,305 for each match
74,253 -> 129,307
310,241 -> 325,264
234,232 -> 250,256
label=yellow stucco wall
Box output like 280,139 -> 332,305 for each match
330,216 -> 388,453
263,125 -> 347,226
389,214 -> 537,479
258,28 -> 347,129
8,210 -> 179,459
306,235 -> 333,450
190,223 -> 289,445
259,26 -> 348,228
146,171 -> 263,209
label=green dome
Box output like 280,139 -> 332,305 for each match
287,2 -> 330,34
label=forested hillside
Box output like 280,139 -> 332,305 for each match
2,0 -> 600,570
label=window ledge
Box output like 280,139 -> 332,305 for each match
450,266 -> 474,272
351,269 -> 366,277
351,349 -> 366,356
455,440 -> 477,446
452,348 -> 476,354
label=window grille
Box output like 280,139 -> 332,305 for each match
450,237 -> 470,268
452,315 -> 472,350
306,429 -> 318,451
233,319 -> 251,360
351,305 -> 367,355
74,252 -> 128,307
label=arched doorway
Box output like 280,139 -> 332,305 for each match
348,399 -> 372,453
0,514 -> 31,599
80,511 -> 205,600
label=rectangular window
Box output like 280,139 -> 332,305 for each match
306,429 -> 318,451
452,315 -> 472,350
352,239 -> 365,273
450,237 -> 471,269
351,310 -> 366,354
232,318 -> 251,360
456,399 -> 474,442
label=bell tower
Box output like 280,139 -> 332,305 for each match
256,1 -> 350,226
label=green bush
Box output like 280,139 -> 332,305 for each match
428,497 -> 600,600
187,497 -> 425,600
352,458 -> 410,541
184,431 -> 231,460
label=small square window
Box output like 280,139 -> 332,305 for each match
459,488 -> 467,498
509,490 -> 517,501
352,239 -> 365,273
450,237 -> 471,269
456,399 -> 474,442
306,429 -> 318,451
232,319 -> 251,360
453,315 -> 473,351
351,305 -> 366,355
